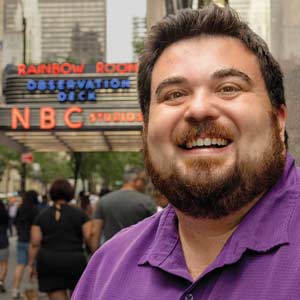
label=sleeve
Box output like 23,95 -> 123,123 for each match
93,199 -> 105,220
80,209 -> 89,224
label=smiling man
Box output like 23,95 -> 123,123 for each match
73,4 -> 300,300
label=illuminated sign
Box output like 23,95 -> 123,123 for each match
3,62 -> 141,132
26,77 -> 131,102
18,62 -> 138,75
11,107 -> 143,130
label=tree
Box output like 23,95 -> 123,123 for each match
71,152 -> 144,192
133,39 -> 145,58
0,146 -> 20,182
28,152 -> 72,191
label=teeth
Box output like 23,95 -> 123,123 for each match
185,138 -> 229,149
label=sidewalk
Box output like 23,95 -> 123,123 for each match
2,235 -> 47,300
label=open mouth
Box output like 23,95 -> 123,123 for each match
180,137 -> 232,150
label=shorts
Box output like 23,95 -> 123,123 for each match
0,247 -> 9,261
17,241 -> 29,265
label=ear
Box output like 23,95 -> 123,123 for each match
276,105 -> 287,142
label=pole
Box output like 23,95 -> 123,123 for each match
20,162 -> 26,197
23,16 -> 26,64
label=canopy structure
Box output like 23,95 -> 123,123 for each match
0,63 -> 143,152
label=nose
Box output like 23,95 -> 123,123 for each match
183,91 -> 220,123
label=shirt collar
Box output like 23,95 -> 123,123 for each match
138,153 -> 300,276
219,153 -> 300,263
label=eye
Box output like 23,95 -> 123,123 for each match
164,90 -> 187,101
217,84 -> 242,98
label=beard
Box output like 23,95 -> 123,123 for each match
143,112 -> 286,219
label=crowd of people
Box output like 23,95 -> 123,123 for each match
0,168 -> 163,300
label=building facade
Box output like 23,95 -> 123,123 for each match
0,0 -> 4,102
3,0 -> 106,65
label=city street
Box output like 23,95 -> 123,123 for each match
2,235 -> 47,300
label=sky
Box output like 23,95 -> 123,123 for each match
107,0 -> 146,62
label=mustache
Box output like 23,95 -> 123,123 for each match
173,120 -> 235,146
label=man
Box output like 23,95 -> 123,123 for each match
73,4 -> 300,299
90,166 -> 157,251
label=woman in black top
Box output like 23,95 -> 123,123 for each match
28,179 -> 93,300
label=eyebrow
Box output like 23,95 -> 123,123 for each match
154,68 -> 253,97
155,76 -> 188,97
211,68 -> 253,85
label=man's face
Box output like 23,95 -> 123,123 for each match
144,36 -> 287,218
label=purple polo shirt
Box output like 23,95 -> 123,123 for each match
73,154 -> 300,300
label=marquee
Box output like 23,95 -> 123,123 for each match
0,62 -> 143,152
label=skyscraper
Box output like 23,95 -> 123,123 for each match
39,0 -> 106,62
3,0 -> 106,65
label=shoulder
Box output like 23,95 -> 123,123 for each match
34,206 -> 51,221
91,207 -> 166,262
66,204 -> 89,218
96,190 -> 121,205
74,208 -> 170,299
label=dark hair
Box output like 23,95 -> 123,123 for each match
123,166 -> 143,184
79,194 -> 90,211
138,4 -> 286,142
49,179 -> 74,202
22,190 -> 39,208
99,187 -> 111,197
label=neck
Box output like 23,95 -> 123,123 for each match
176,196 -> 261,281
54,199 -> 67,205
121,183 -> 136,191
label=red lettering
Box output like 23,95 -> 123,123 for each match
73,64 -> 85,74
89,113 -> 96,123
52,63 -> 60,74
113,112 -> 121,122
104,64 -> 115,73
121,112 -> 127,122
116,64 -> 127,73
40,107 -> 56,129
96,62 -> 104,73
97,113 -> 103,122
37,64 -> 51,74
18,64 -> 26,75
104,113 -> 112,122
64,107 -> 83,129
136,112 -> 143,122
127,112 -> 135,122
126,63 -> 138,73
95,62 -> 138,74
27,64 -> 37,75
61,63 -> 71,74
11,107 -> 30,129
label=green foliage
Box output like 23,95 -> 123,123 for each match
133,39 -> 145,58
73,152 -> 144,190
28,152 -> 72,187
0,146 -> 20,180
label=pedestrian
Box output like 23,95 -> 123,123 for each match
73,4 -> 300,300
0,200 -> 9,293
27,179 -> 93,300
78,192 -> 93,217
90,166 -> 157,252
12,190 -> 39,299
8,198 -> 18,236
